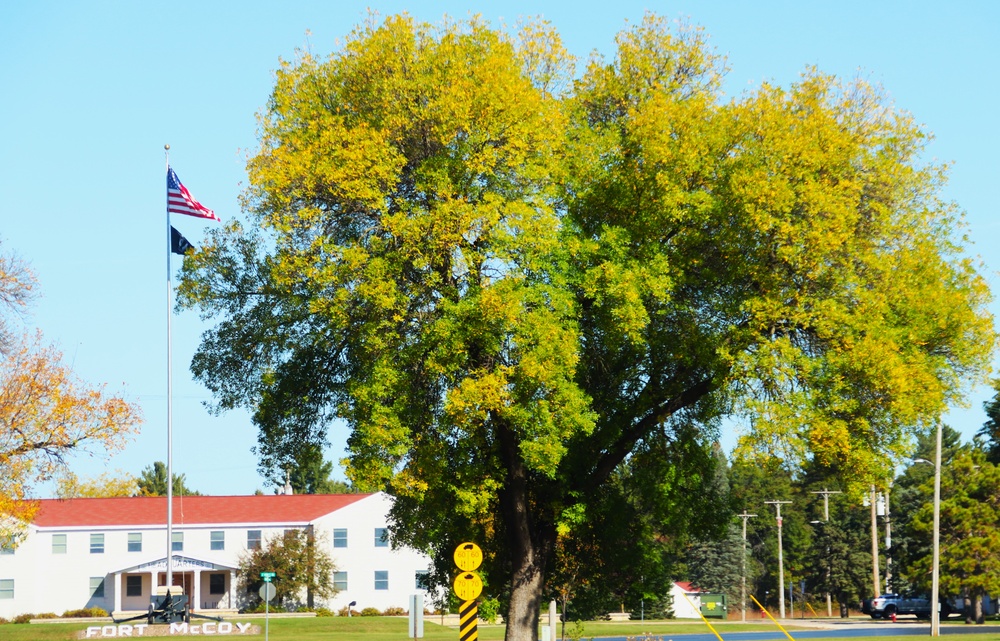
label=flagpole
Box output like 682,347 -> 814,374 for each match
164,144 -> 174,592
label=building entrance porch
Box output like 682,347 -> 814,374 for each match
110,554 -> 238,617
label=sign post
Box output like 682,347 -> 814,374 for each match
260,572 -> 276,641
453,543 -> 483,641
409,593 -> 424,639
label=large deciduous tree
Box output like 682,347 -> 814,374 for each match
0,243 -> 141,540
178,14 -> 994,640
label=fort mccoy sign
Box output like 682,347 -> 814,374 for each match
78,622 -> 260,638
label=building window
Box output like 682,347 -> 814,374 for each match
209,574 -> 226,595
172,532 -> 184,552
0,579 -> 13,599
128,532 -> 142,553
333,572 -> 348,591
374,570 -> 388,591
415,570 -> 429,590
90,577 -> 106,599
90,533 -> 105,554
332,528 -> 347,548
211,531 -> 225,551
126,576 -> 143,597
0,536 -> 13,555
52,533 -> 67,554
247,530 -> 261,550
374,528 -> 388,548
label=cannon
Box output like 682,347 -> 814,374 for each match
112,587 -> 224,625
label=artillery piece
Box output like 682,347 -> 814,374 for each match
112,586 -> 224,625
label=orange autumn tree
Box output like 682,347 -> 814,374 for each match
0,244 -> 141,542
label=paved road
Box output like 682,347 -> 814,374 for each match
591,622 -> 1000,641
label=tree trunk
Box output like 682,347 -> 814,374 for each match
839,601 -> 849,618
963,595 -> 973,624
974,594 -> 984,624
497,418 -> 554,641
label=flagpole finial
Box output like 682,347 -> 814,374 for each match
164,144 -> 170,150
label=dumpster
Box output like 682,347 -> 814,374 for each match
700,593 -> 727,619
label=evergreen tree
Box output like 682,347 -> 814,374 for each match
137,461 -> 201,496
685,523 -> 746,611
909,450 -> 1000,624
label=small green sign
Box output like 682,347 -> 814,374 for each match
260,571 -> 276,581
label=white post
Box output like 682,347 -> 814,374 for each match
549,600 -> 557,641
930,421 -> 942,637
409,594 -> 424,639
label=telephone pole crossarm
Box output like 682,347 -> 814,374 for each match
809,489 -> 842,617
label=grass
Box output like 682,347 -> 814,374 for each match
4,616 -> 999,641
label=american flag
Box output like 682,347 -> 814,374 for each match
167,167 -> 219,221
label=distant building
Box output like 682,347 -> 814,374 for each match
0,492 -> 433,619
670,581 -> 706,618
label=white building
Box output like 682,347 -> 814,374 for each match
0,492 -> 433,619
670,581 -> 705,618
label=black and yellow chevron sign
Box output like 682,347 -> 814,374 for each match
459,599 -> 478,641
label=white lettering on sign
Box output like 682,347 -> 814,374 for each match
78,621 -> 254,638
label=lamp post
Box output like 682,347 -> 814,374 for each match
765,500 -> 792,619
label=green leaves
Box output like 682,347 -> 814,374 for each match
178,12 -> 995,635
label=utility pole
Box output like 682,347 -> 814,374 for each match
765,500 -> 792,619
885,482 -> 893,594
810,489 -> 841,617
930,421 -> 943,637
738,511 -> 757,622
870,485 -> 880,600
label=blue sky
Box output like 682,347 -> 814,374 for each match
2,1 -> 998,496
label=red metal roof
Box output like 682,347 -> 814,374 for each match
31,494 -> 372,528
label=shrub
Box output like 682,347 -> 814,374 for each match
34,612 -> 59,619
337,606 -> 358,617
240,601 -> 286,614
360,607 -> 381,617
0,616 -> 9,624
382,606 -> 405,616
478,597 -> 501,624
314,607 -> 334,617
13,613 -> 34,624
62,607 -> 108,618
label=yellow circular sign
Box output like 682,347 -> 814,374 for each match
454,542 -> 483,571
453,572 -> 484,601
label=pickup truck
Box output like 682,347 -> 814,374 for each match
861,594 -> 952,620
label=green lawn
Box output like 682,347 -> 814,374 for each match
4,616 -> 998,641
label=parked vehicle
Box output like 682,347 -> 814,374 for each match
861,594 -> 952,620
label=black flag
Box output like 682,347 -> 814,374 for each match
171,226 -> 195,255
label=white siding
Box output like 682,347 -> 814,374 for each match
0,493 -> 433,619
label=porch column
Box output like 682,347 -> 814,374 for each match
113,572 -> 122,614
193,569 -> 202,611
229,571 -> 237,609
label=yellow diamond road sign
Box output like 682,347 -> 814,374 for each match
453,572 -> 483,601
454,542 -> 483,572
